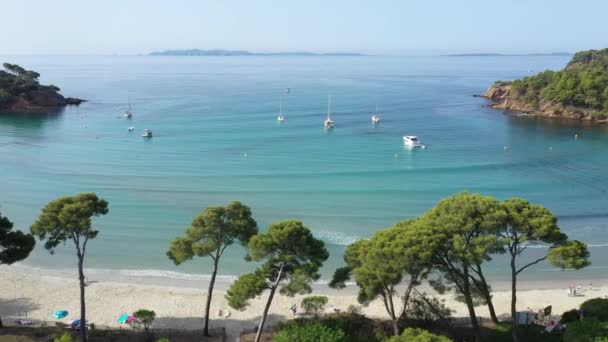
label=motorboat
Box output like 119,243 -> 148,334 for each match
128,126 -> 135,132
403,135 -> 425,148
324,95 -> 334,129
142,129 -> 153,138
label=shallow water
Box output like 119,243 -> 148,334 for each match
1,55 -> 607,282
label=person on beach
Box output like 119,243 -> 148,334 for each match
290,304 -> 297,316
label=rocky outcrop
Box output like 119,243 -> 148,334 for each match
8,91 -> 84,111
483,85 -> 596,121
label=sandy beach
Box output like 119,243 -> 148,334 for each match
1,265 -> 606,340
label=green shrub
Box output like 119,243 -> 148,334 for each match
53,333 -> 73,342
564,318 -> 608,342
133,309 -> 157,336
581,298 -> 608,321
386,328 -> 452,342
156,338 -> 170,342
561,308 -> 580,323
273,321 -> 346,342
346,304 -> 363,316
301,295 -> 328,318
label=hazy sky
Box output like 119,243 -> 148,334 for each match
2,0 -> 607,55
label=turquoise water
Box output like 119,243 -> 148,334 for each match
1,55 -> 607,282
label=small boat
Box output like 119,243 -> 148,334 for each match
403,135 -> 425,148
371,106 -> 381,124
285,88 -> 291,94
128,126 -> 135,132
142,129 -> 153,138
277,96 -> 285,123
324,95 -> 334,129
123,98 -> 133,118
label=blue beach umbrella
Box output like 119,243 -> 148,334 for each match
53,310 -> 68,319
117,314 -> 132,324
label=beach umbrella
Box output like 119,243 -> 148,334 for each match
53,310 -> 68,319
117,314 -> 133,324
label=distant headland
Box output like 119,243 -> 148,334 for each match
445,52 -> 571,57
482,48 -> 608,123
149,49 -> 364,56
0,63 -> 83,111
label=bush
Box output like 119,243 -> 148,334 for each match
404,293 -> 453,326
580,298 -> 608,321
301,295 -> 328,318
156,339 -> 170,342
53,333 -> 74,342
561,308 -> 580,323
346,304 -> 363,316
564,318 -> 608,342
386,328 -> 452,342
133,309 -> 157,336
273,321 -> 346,342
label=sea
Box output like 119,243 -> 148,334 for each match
1,54 -> 607,285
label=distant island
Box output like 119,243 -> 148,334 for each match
0,63 -> 83,111
483,48 -> 608,122
149,49 -> 364,56
445,52 -> 571,57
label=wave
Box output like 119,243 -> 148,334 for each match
313,230 -> 363,246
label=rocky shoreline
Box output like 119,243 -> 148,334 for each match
481,85 -> 607,123
6,90 -> 84,111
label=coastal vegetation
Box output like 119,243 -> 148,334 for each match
0,192 -> 596,341
166,201 -> 258,337
0,212 -> 35,327
485,48 -> 608,121
30,193 -> 109,342
0,63 -> 82,110
226,219 -> 329,342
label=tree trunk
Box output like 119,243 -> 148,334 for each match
255,264 -> 283,342
475,263 -> 498,324
510,254 -> 519,342
78,255 -> 87,342
387,294 -> 399,336
203,256 -> 219,336
462,264 -> 481,342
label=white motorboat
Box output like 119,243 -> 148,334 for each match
324,95 -> 334,129
142,129 -> 153,137
371,105 -> 381,124
403,135 -> 425,148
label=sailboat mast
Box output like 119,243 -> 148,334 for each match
327,95 -> 331,120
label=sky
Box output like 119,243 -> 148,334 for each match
2,0 -> 607,55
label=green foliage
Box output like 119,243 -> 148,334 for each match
225,269 -> 268,310
156,338 -> 170,342
0,63 -> 49,107
580,298 -> 608,322
487,322 -> 562,342
53,332 -> 74,342
386,328 -> 452,342
564,318 -> 608,342
404,293 -> 453,325
346,304 -> 363,316
30,193 -> 109,253
504,49 -> 608,114
0,211 -> 35,265
167,201 -> 258,264
133,309 -> 156,335
547,240 -> 591,270
560,308 -> 580,323
301,295 -> 328,318
272,321 -> 346,342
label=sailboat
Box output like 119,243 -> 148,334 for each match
123,98 -> 133,118
324,95 -> 334,129
371,105 -> 381,124
277,96 -> 285,123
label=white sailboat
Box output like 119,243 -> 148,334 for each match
371,105 -> 381,124
324,95 -> 334,129
277,96 -> 285,123
123,98 -> 133,118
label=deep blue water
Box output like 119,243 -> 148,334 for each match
1,55 -> 607,282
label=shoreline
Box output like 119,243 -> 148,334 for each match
3,265 -> 607,340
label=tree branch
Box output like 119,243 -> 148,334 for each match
516,256 -> 547,275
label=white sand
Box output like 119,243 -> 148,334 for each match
1,265 -> 606,341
